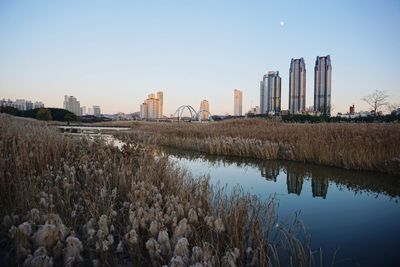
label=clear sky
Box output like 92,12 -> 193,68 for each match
1,0 -> 399,115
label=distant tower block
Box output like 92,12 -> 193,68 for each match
234,89 -> 243,116
314,55 -> 332,116
156,91 -> 163,118
289,58 -> 306,114
260,71 -> 281,114
199,100 -> 210,120
140,91 -> 163,120
63,95 -> 81,116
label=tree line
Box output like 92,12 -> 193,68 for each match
0,106 -> 76,121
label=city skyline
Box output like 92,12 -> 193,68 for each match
1,1 -> 399,115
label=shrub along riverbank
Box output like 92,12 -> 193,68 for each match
0,106 -> 77,122
116,119 -> 400,176
0,114 -> 319,266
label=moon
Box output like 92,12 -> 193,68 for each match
280,21 -> 284,26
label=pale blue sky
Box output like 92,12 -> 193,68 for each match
0,0 -> 399,115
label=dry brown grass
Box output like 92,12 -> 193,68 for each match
0,114 -> 320,266
117,119 -> 400,175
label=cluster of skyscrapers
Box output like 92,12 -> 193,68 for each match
260,163 -> 328,198
138,56 -> 331,119
139,91 -> 212,121
140,91 -> 163,119
0,98 -> 44,110
260,55 -> 332,116
63,95 -> 101,116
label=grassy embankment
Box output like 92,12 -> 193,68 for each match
117,119 -> 400,175
0,114 -> 319,266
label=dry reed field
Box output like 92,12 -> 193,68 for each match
0,114 -> 320,266
117,119 -> 400,175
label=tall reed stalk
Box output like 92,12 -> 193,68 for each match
117,119 -> 400,175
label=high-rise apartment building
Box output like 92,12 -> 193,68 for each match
140,102 -> 148,119
260,71 -> 281,114
1,99 -> 44,110
199,100 -> 209,121
15,99 -> 29,111
146,97 -> 160,119
25,101 -> 33,110
63,95 -> 81,115
140,91 -> 163,120
234,89 -> 243,116
156,91 -> 163,118
81,106 -> 87,116
314,55 -> 332,116
289,58 -> 306,114
0,99 -> 14,108
92,105 -> 101,116
33,101 -> 44,109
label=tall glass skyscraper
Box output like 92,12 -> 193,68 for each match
289,58 -> 306,114
260,71 -> 281,114
314,55 -> 332,116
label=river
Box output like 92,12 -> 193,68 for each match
64,130 -> 400,266
161,147 -> 400,267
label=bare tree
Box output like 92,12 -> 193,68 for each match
387,102 -> 400,113
361,90 -> 389,115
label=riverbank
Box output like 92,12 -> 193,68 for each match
160,147 -> 400,199
116,119 -> 400,175
159,147 -> 400,266
0,114 -> 316,266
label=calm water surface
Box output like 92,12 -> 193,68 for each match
162,148 -> 400,267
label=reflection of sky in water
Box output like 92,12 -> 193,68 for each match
168,154 -> 400,267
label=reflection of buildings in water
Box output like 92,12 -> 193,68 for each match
286,172 -> 304,195
311,177 -> 329,199
260,166 -> 279,182
164,148 -> 400,199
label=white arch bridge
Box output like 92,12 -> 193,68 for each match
172,105 -> 213,122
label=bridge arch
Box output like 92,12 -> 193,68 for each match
197,109 -> 213,122
173,105 -> 198,121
